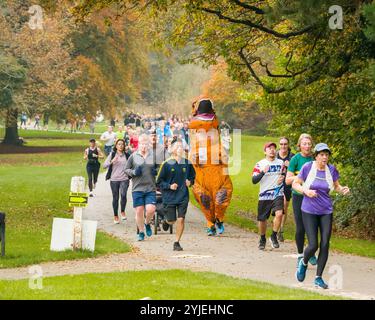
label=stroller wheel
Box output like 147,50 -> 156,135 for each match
154,213 -> 158,235
162,220 -> 170,232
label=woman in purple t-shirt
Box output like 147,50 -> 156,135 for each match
292,143 -> 350,289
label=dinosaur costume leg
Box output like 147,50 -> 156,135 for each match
192,166 -> 216,228
192,165 -> 233,228
213,169 -> 233,223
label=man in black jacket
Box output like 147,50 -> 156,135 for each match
156,139 -> 195,251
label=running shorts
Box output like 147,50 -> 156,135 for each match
257,196 -> 284,221
164,201 -> 189,221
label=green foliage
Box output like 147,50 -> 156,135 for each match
0,54 -> 26,109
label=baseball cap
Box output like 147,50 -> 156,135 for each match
314,143 -> 331,154
264,142 -> 277,151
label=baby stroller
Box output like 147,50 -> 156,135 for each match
136,189 -> 173,235
154,189 -> 173,235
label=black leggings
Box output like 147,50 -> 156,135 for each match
292,194 -> 305,254
110,180 -> 129,216
302,212 -> 333,277
86,164 -> 100,192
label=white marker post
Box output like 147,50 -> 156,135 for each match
70,177 -> 86,250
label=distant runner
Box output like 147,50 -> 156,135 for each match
84,138 -> 104,197
100,126 -> 117,156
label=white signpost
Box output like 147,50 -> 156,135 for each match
50,176 -> 97,252
70,176 -> 85,249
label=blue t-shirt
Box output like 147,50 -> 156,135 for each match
298,162 -> 339,215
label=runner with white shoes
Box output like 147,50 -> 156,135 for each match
103,139 -> 130,224
84,138 -> 104,197
252,142 -> 285,250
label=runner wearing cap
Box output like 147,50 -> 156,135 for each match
286,134 -> 317,266
252,142 -> 285,250
294,143 -> 350,289
84,138 -> 104,197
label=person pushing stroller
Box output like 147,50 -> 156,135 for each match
156,138 -> 195,251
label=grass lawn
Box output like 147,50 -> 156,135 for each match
0,129 -> 130,269
0,270 -> 343,300
192,135 -> 375,259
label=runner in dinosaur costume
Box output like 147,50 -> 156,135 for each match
188,98 -> 233,236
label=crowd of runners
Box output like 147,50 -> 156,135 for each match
82,99 -> 350,290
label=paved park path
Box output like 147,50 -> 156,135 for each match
1,173 -> 374,300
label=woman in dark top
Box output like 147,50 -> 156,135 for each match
84,138 -> 104,197
276,137 -> 294,242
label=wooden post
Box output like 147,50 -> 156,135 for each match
70,177 -> 85,250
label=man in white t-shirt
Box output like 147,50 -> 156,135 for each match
252,142 -> 286,250
100,126 -> 117,156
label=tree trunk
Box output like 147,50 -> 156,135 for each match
3,108 -> 19,145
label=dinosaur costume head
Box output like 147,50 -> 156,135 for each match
192,98 -> 215,117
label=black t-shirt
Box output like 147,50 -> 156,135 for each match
277,150 -> 294,190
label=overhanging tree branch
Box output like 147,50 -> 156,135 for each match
230,0 -> 265,15
238,48 -> 328,93
198,6 -> 313,39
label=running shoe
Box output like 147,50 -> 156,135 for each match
138,231 -> 145,241
113,217 -> 120,224
258,238 -> 266,250
297,256 -> 303,268
89,192 -> 94,197
216,221 -> 225,234
269,233 -> 280,249
314,277 -> 328,289
173,242 -> 183,251
207,226 -> 217,236
309,255 -> 318,266
296,258 -> 308,282
277,231 -> 284,242
120,212 -> 127,221
145,223 -> 152,237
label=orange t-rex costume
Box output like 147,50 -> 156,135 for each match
188,98 -> 233,232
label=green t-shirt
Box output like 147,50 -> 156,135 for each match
288,153 -> 313,195
116,131 -> 124,140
